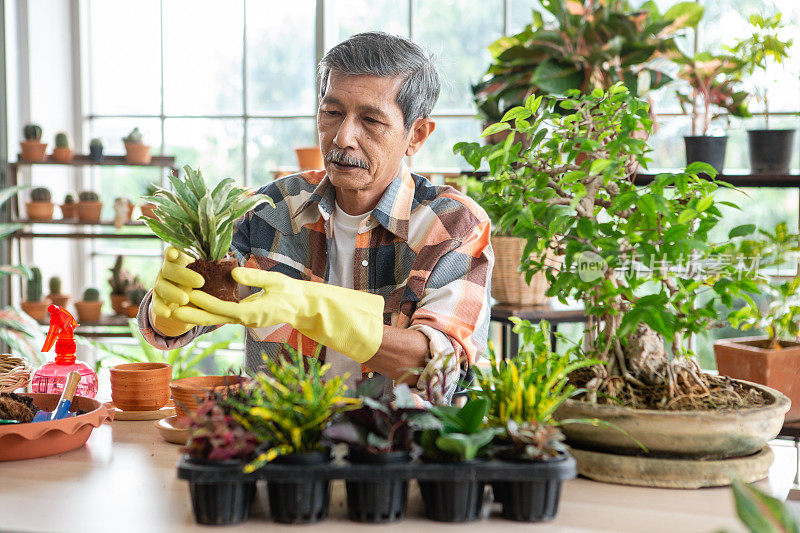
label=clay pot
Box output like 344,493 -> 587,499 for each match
25,202 -> 55,221
20,141 -> 47,162
295,146 -> 324,170
60,203 -> 78,219
51,147 -> 73,163
20,301 -> 49,322
124,303 -> 140,318
110,362 -> 172,411
48,294 -> 70,308
110,293 -> 129,315
140,203 -> 159,220
124,143 -> 152,165
715,336 -> 800,420
77,201 -> 103,223
170,375 -> 247,418
74,300 -> 103,323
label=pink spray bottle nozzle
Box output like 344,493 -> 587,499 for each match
42,304 -> 78,360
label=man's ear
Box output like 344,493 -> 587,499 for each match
405,117 -> 436,157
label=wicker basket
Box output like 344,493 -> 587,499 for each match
0,354 -> 34,393
491,235 -> 558,306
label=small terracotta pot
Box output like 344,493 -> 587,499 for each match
140,203 -> 159,220
75,300 -> 103,323
170,375 -> 247,418
20,141 -> 47,162
110,293 -> 129,315
110,362 -> 173,411
48,294 -> 70,308
77,201 -> 103,223
51,147 -> 74,163
60,203 -> 78,219
20,301 -> 49,322
295,146 -> 324,170
124,303 -> 140,318
124,143 -> 152,165
26,202 -> 55,221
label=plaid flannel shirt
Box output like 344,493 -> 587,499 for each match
139,163 -> 493,403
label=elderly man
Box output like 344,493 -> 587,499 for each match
139,31 -> 493,404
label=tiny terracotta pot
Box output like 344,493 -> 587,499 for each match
77,201 -> 103,223
48,294 -> 70,308
124,143 -> 152,165
26,201 -> 55,221
124,303 -> 141,318
110,362 -> 173,411
75,300 -> 103,323
170,375 -> 248,418
140,203 -> 159,220
295,146 -> 324,170
51,147 -> 74,163
110,293 -> 129,315
60,203 -> 78,219
20,141 -> 47,162
20,301 -> 49,322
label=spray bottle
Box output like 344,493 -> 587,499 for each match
31,304 -> 98,398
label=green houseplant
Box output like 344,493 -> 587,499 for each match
47,276 -> 69,308
60,193 -> 77,219
108,255 -> 133,315
455,85 -> 788,486
727,13 -> 795,173
20,123 -> 46,162
473,0 -> 702,125
25,187 -> 54,222
75,287 -> 102,323
19,267 -> 48,322
141,165 -> 272,302
52,131 -> 73,163
77,190 -> 103,223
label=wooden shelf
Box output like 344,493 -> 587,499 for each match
15,218 -> 146,227
12,154 -> 176,168
36,314 -> 134,338
14,230 -> 157,240
634,170 -> 800,188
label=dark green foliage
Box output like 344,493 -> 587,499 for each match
54,132 -> 69,148
26,267 -> 43,302
48,276 -> 61,295
82,288 -> 100,302
420,398 -> 500,462
30,187 -> 51,203
23,124 -> 42,141
79,191 -> 99,202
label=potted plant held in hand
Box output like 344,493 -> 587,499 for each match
181,392 -> 259,525
141,165 -> 271,302
323,380 -> 441,523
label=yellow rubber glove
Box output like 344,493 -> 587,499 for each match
149,246 -> 206,337
174,267 -> 385,363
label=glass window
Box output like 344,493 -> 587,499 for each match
164,119 -> 245,186
333,0 -> 409,41
248,118 -> 317,187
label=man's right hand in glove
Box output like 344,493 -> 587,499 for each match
149,246 -> 205,337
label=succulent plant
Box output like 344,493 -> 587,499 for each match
107,255 -> 133,295
30,187 -> 51,203
89,138 -> 103,148
141,165 -> 272,261
26,267 -> 43,302
48,276 -> 62,295
63,194 -> 75,204
126,287 -> 148,306
54,132 -> 69,148
182,393 -> 259,462
501,420 -> 565,461
122,127 -> 143,145
82,287 -> 100,302
79,191 -> 100,202
23,124 -> 42,141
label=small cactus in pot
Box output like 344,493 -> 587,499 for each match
89,137 -> 104,161
123,127 -> 151,164
47,275 -> 70,308
26,187 -> 54,221
60,193 -> 77,219
20,123 -> 46,161
20,267 -> 49,322
52,131 -> 73,162
139,183 -> 160,220
108,255 -> 133,315
124,285 -> 148,318
75,287 -> 103,323
77,190 -> 103,223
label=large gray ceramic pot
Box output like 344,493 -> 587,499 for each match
553,379 -> 789,459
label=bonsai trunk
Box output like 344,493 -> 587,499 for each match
187,256 -> 240,302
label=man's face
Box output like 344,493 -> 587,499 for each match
317,71 -> 415,199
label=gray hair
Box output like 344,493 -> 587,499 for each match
318,31 -> 440,130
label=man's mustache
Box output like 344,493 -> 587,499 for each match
325,149 -> 370,170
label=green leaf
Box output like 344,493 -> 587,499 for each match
500,107 -> 531,122
589,159 -> 611,175
456,398 -> 489,434
685,161 -> 718,178
731,479 -> 800,533
531,59 -> 583,95
480,122 -> 510,138
663,2 -> 704,29
729,224 -> 757,238
696,196 -> 713,212
677,208 -> 697,225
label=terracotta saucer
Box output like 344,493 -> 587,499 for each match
155,415 -> 189,445
104,401 -> 175,421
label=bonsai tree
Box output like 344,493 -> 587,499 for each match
473,0 -> 702,123
141,165 -> 272,301
456,85 -> 763,410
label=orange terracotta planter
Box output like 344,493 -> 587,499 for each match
51,147 -> 73,163
110,362 -> 173,411
48,294 -> 70,308
110,293 -> 129,315
20,301 -> 49,322
26,202 -> 55,221
124,303 -> 140,318
74,301 -> 103,323
124,143 -> 152,165
170,375 -> 247,418
140,203 -> 159,220
295,146 -> 324,170
77,201 -> 103,223
60,203 -> 78,219
20,141 -> 47,162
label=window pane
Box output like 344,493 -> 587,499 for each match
248,118 -> 317,187
247,1 -> 316,115
333,0 -> 409,42
413,0 -> 503,114
411,117 -> 482,170
164,119 -> 244,186
87,0 -> 161,115
163,0 -> 244,115
648,116 -> 692,169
